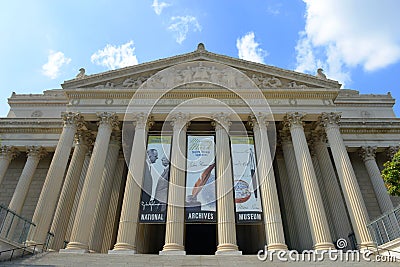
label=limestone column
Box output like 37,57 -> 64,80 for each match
280,130 -> 312,251
284,112 -> 334,250
65,149 -> 92,243
160,112 -> 189,255
275,149 -> 299,250
49,131 -> 93,251
26,112 -> 84,247
212,112 -> 241,255
101,153 -> 125,253
359,146 -> 394,213
64,112 -> 119,252
1,146 -> 46,238
319,112 -> 374,248
89,131 -> 121,253
312,131 -> 352,243
110,113 -> 153,253
249,114 -> 287,251
0,146 -> 19,185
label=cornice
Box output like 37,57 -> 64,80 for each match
0,118 -> 63,134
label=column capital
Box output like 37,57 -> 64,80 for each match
26,146 -> 47,159
319,112 -> 341,129
283,112 -> 305,130
132,112 -> 154,130
359,146 -> 377,162
62,112 -> 86,129
211,112 -> 232,131
75,131 -> 94,147
0,146 -> 19,160
97,112 -> 120,129
248,112 -> 271,130
170,112 -> 190,130
387,146 -> 400,160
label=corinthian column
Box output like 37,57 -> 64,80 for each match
1,146 -> 47,239
0,146 -> 19,185
26,112 -> 85,247
160,112 -> 190,255
63,112 -> 119,253
212,112 -> 241,255
49,131 -> 93,251
312,131 -> 352,244
319,112 -> 374,248
280,131 -> 312,251
89,131 -> 121,253
249,113 -> 287,251
284,112 -> 334,250
359,146 -> 393,213
110,113 -> 153,254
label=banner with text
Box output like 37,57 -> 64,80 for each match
139,135 -> 172,223
230,136 -> 263,223
185,135 -> 216,223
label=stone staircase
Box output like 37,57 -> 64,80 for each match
0,252 -> 399,267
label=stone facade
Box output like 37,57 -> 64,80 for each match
0,44 -> 399,255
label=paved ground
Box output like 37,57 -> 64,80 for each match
0,252 -> 399,267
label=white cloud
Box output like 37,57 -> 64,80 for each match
168,16 -> 201,44
236,32 -> 268,64
295,0 -> 400,86
91,40 -> 138,70
152,0 -> 170,15
42,50 -> 71,79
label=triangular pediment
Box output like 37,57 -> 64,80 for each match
61,44 -> 341,90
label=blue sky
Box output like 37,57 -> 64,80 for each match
1,0 -> 400,117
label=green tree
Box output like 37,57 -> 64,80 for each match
382,149 -> 400,196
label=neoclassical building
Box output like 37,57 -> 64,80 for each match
0,44 -> 399,255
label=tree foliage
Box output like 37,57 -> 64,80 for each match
382,149 -> 400,196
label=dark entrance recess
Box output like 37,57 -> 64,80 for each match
185,224 -> 216,255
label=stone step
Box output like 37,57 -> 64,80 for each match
1,252 -> 399,266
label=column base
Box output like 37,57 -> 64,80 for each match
108,249 -> 137,255
313,242 -> 335,251
358,241 -> 376,251
59,248 -> 89,254
266,243 -> 288,251
64,241 -> 88,251
215,243 -> 242,255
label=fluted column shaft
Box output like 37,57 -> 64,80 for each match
213,113 -> 240,255
360,146 -> 394,213
89,133 -> 121,252
313,133 -> 352,243
280,132 -> 312,251
320,112 -> 374,248
111,113 -> 153,253
250,114 -> 287,251
0,146 -> 18,185
65,113 -> 118,252
27,112 -> 84,246
101,154 -> 125,253
284,112 -> 334,250
49,131 -> 92,251
8,147 -> 46,214
161,113 -> 189,255
65,150 -> 91,243
2,147 -> 46,239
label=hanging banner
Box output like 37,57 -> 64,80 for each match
185,135 -> 216,223
231,136 -> 263,223
139,135 -> 172,223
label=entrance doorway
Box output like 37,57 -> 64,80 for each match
185,224 -> 216,255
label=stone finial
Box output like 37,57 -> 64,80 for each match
197,43 -> 206,51
76,68 -> 86,79
316,68 -> 327,79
